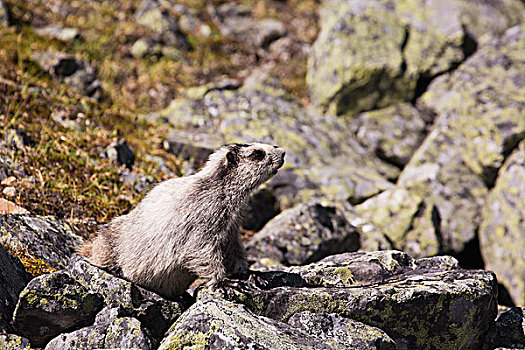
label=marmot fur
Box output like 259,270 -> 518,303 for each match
80,143 -> 285,298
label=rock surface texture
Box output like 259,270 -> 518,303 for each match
479,141 -> 525,306
357,24 -> 525,259
307,0 -> 524,117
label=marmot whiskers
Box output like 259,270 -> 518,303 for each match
80,143 -> 285,298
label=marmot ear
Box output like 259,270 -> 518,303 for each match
226,150 -> 239,167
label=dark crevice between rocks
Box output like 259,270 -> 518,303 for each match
497,284 -> 516,307
452,231 -> 485,270
399,25 -> 410,76
411,28 -> 478,104
374,148 -> 404,171
431,205 -> 445,254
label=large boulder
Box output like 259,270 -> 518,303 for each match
224,251 -> 497,350
479,141 -> 525,306
307,0 -> 524,117
246,199 -> 390,268
0,245 -> 31,333
144,76 -> 398,210
0,214 -> 83,270
159,294 -> 392,350
12,271 -> 104,347
357,25 -> 525,258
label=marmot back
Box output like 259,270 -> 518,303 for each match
80,143 -> 285,298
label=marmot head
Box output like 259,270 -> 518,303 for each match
200,143 -> 285,194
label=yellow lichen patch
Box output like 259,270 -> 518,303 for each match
1,243 -> 56,277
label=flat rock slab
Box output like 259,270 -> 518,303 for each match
223,251 -> 497,350
0,214 -> 83,270
160,296 -> 335,350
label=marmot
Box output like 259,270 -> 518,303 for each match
80,143 -> 285,298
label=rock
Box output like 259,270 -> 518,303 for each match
120,170 -> 154,193
12,271 -> 104,347
174,4 -> 211,38
307,0 -> 524,117
0,1 -> 9,27
479,141 -> 525,306
158,296 -> 332,350
51,111 -> 82,131
246,199 -> 361,267
483,307 -> 525,350
135,0 -> 190,51
357,24 -> 525,258
2,186 -> 15,197
130,36 -> 182,59
100,138 -> 135,169
211,3 -> 286,48
68,255 -> 189,341
146,77 -> 399,207
288,312 -> 396,350
0,214 -> 83,270
34,26 -> 80,43
0,334 -> 32,350
225,250 -> 498,350
45,306 -> 153,350
350,103 -> 429,167
5,129 -> 33,149
0,245 -> 31,333
0,198 -> 29,214
32,51 -> 102,99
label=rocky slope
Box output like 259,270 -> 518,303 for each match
0,0 -> 524,348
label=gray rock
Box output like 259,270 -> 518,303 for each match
246,200 -> 361,267
307,0 -> 524,117
100,138 -> 135,169
0,334 -> 32,350
158,296 -> 331,350
0,1 -> 9,28
145,77 -> 398,208
46,306 -> 153,350
350,103 -> 429,166
288,312 -> 396,350
135,0 -> 190,51
34,26 -> 80,43
120,170 -> 154,193
243,189 -> 280,232
32,51 -> 101,99
357,24 -> 525,258
67,255 -> 189,341
225,250 -> 497,350
479,141 -> 525,306
0,245 -> 31,333
0,214 -> 83,270
212,3 -> 286,48
483,307 -> 525,350
12,271 -> 104,347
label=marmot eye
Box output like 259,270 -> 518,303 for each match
250,150 -> 265,161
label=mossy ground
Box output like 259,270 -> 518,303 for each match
0,0 -> 318,275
